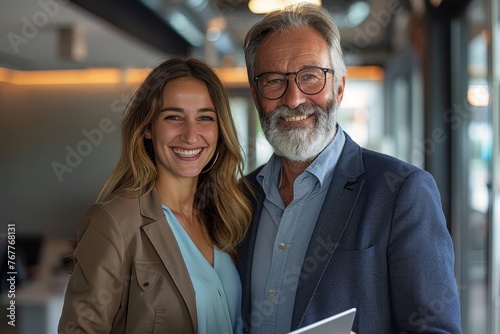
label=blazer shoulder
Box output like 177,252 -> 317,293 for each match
97,189 -> 141,206
89,191 -> 139,216
361,147 -> 421,175
357,147 -> 440,199
82,189 -> 159,231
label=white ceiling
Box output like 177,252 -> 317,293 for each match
0,0 -> 165,70
0,0 -> 409,71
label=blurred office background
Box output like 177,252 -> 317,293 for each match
0,0 -> 498,333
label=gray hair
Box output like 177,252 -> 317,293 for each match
244,3 -> 347,93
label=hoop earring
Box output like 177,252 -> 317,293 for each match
201,150 -> 219,174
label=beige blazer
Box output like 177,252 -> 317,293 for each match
58,188 -> 197,334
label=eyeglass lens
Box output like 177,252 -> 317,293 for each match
257,67 -> 328,100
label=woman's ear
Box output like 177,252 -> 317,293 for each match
145,129 -> 152,139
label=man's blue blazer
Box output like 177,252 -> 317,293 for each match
238,131 -> 462,333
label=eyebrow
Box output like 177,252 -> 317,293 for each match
159,107 -> 216,113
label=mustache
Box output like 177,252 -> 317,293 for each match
261,104 -> 323,124
274,104 -> 315,117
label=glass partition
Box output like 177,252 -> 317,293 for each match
487,0 -> 500,332
458,0 -> 498,332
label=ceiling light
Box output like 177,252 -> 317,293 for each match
467,84 -> 489,107
167,11 -> 204,47
248,0 -> 321,14
208,17 -> 227,31
186,0 -> 208,12
206,27 -> 221,41
346,1 -> 371,27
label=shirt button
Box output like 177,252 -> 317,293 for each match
278,210 -> 284,216
268,289 -> 276,296
278,243 -> 286,250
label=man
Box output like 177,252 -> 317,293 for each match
238,3 -> 462,334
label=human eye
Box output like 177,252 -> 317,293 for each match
199,115 -> 216,121
260,73 -> 285,87
198,111 -> 217,122
298,68 -> 323,83
161,113 -> 182,121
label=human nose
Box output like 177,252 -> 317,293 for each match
180,121 -> 198,144
280,76 -> 307,108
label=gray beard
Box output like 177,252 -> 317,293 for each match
258,101 -> 338,162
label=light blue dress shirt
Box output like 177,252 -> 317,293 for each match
163,205 -> 243,334
250,128 -> 346,334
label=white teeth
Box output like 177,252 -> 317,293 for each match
173,148 -> 202,157
284,115 -> 308,122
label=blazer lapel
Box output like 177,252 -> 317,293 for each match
239,169 -> 266,328
292,133 -> 365,328
139,189 -> 197,331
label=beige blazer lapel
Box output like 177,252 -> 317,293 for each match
139,189 -> 197,331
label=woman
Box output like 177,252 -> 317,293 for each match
58,56 -> 252,334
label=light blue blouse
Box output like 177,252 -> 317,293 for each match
162,205 -> 243,334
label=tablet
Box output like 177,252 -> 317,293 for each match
287,308 -> 356,334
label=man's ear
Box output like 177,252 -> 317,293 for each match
336,76 -> 346,106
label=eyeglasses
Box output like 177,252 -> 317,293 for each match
253,66 -> 334,100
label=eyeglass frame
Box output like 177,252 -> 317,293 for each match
253,66 -> 335,100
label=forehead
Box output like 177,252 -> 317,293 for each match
163,77 -> 209,97
255,27 -> 330,73
161,77 -> 214,107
